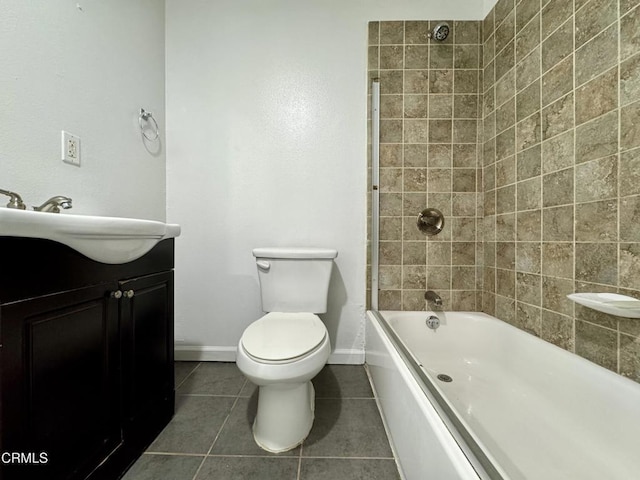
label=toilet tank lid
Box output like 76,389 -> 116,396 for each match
253,247 -> 338,259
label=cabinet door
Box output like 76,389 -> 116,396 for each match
119,271 -> 174,447
0,283 -> 122,480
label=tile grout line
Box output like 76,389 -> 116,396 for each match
571,0 -> 577,351
153,364 -> 401,479
189,381 -> 247,480
297,442 -> 304,480
616,0 -> 621,373
176,361 -> 202,390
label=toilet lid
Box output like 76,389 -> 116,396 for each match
241,312 -> 327,361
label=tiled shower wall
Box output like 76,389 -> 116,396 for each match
482,0 -> 640,381
367,21 -> 483,311
368,0 -> 640,383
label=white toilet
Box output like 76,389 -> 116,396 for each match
236,247 -> 338,453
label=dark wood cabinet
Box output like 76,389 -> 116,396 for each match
119,272 -> 175,451
0,238 -> 175,480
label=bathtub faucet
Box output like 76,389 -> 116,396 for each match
425,290 -> 443,307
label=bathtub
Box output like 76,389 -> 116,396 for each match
366,310 -> 640,480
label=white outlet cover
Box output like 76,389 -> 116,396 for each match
62,130 -> 81,166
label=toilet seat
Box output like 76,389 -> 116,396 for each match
241,312 -> 327,362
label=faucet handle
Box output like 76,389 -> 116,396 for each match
0,189 -> 26,210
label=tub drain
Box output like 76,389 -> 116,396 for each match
437,374 -> 453,382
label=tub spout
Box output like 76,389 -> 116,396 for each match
425,290 -> 443,307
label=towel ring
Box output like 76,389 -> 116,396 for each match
139,108 -> 159,141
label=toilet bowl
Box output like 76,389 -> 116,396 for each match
236,313 -> 331,452
236,247 -> 337,453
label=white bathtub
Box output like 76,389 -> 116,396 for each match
366,310 -> 640,480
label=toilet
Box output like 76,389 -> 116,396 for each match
236,247 -> 338,453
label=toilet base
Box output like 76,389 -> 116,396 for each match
252,380 -> 315,453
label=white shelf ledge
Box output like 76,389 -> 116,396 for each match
567,293 -> 640,318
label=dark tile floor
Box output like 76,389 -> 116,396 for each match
122,362 -> 401,480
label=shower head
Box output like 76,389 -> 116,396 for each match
429,22 -> 450,41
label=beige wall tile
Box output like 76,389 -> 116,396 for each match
369,4 -> 640,381
542,275 -> 574,316
380,21 -> 404,44
575,67 -> 618,126
620,243 -> 640,290
575,200 -> 617,242
621,6 -> 640,60
575,243 -> 618,285
621,53 -> 640,106
575,24 -> 618,86
542,205 -> 574,241
621,101 -> 640,150
405,21 -> 430,44
541,0 -> 573,39
541,54 -> 573,106
575,0 -> 618,49
575,156 -> 617,203
620,148 -> 640,196
517,144 -> 541,181
575,320 -> 618,372
575,110 -> 618,163
542,242 -> 574,278
541,310 -> 574,351
542,130 -> 573,173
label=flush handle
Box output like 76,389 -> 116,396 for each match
256,260 -> 271,271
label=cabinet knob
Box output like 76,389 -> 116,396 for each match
111,290 -> 123,299
124,290 -> 135,298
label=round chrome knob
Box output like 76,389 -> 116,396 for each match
417,208 -> 445,236
111,290 -> 123,299
123,290 -> 135,298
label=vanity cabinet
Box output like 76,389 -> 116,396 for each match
0,237 -> 175,480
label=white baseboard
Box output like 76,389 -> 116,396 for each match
328,349 -> 365,364
174,346 -> 364,365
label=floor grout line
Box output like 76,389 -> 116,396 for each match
189,453 -> 208,480
142,452 -> 207,457
205,394 -> 243,455
297,443 -> 304,480
175,361 -> 202,390
141,451 -> 398,460
189,386 -> 243,480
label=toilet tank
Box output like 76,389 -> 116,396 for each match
253,247 -> 338,314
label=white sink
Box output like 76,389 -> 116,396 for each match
0,208 -> 181,264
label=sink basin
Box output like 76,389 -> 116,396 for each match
0,208 -> 181,264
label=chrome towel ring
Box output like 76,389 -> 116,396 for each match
139,108 -> 159,141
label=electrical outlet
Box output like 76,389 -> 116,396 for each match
62,131 -> 81,166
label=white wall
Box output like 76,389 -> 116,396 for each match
0,0 -> 166,220
166,0 -> 485,363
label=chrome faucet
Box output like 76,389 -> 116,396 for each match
425,290 -> 443,307
33,196 -> 73,213
0,188 -> 26,209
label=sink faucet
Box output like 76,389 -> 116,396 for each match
33,196 -> 73,213
0,188 -> 26,210
425,290 -> 443,307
